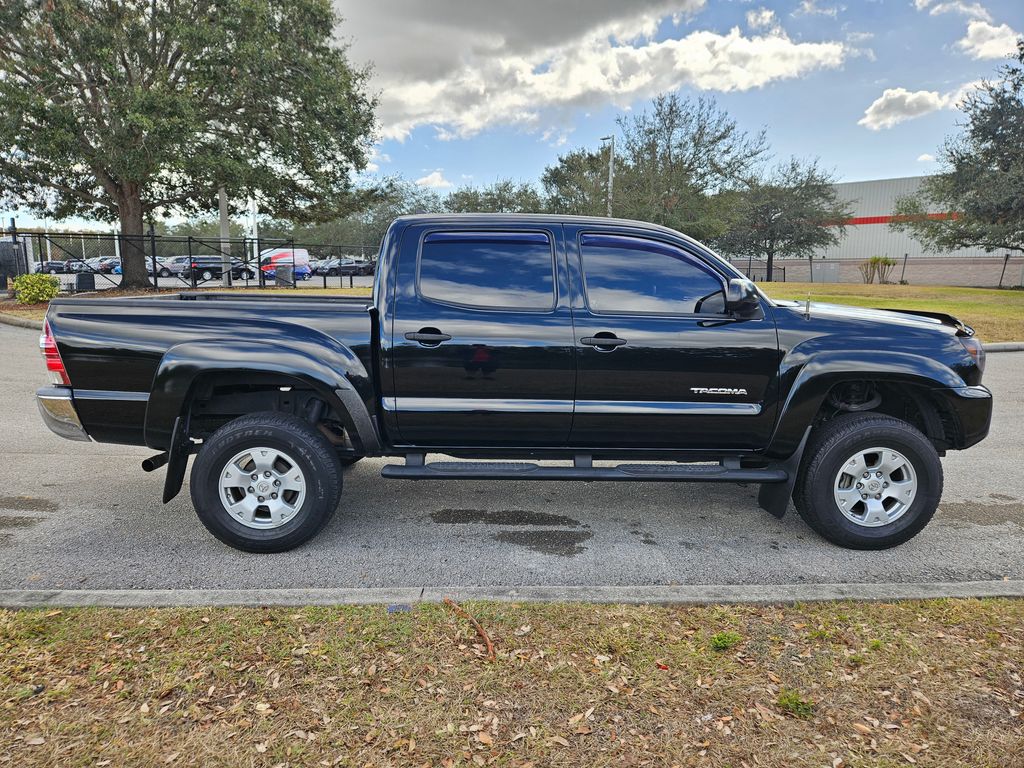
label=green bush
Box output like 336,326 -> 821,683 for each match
12,273 -> 60,305
709,630 -> 743,651
777,687 -> 814,718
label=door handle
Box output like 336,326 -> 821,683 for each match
580,334 -> 626,350
405,328 -> 452,345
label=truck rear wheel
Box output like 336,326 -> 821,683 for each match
793,413 -> 942,550
190,412 -> 342,552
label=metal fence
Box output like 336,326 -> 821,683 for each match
9,228 -> 378,292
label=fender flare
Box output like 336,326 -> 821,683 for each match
144,338 -> 381,454
765,348 -> 965,459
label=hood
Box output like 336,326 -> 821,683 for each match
773,300 -> 972,337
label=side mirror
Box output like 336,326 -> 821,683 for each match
725,278 -> 761,316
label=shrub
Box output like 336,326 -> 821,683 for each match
709,630 -> 743,651
12,274 -> 60,305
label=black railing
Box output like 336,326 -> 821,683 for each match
10,228 -> 378,293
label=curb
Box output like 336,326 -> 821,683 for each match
1,580 -> 1023,609
1,311 -> 1023,351
0,312 -> 42,330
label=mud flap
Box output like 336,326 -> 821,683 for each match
758,428 -> 811,519
162,415 -> 193,503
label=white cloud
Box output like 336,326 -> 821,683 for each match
414,170 -> 453,189
746,8 -> 778,31
337,1 -> 848,141
914,0 -> 991,20
793,0 -> 842,18
957,20 -> 1019,59
917,153 -> 936,162
858,81 -> 979,130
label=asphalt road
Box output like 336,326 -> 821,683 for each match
1,321 -> 1022,591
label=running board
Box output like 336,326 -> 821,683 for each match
381,455 -> 787,483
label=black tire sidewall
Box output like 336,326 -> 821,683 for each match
190,417 -> 340,552
801,418 -> 942,549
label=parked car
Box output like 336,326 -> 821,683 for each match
147,255 -> 193,278
314,257 -> 374,277
96,257 -> 120,273
180,256 -> 257,282
35,261 -> 69,274
259,247 -> 312,281
37,214 -> 992,553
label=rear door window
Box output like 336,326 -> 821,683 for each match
418,231 -> 555,310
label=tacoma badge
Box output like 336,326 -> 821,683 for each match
690,387 -> 749,396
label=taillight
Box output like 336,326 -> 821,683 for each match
39,320 -> 70,386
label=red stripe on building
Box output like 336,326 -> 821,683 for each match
844,212 -> 957,226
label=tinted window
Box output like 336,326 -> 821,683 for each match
580,234 -> 725,315
419,232 -> 555,310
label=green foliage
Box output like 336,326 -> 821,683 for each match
541,148 -> 609,216
443,180 -> 543,214
709,631 -> 743,651
891,41 -> 1024,255
776,688 -> 814,718
714,158 -> 853,281
0,0 -> 377,287
12,273 -> 60,304
859,255 -> 898,284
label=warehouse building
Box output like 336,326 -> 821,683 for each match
772,176 -> 1022,287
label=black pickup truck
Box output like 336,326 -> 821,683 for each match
37,214 -> 992,552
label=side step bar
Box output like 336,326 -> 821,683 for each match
381,455 -> 788,484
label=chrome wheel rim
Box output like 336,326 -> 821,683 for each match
218,447 -> 306,529
834,446 -> 917,528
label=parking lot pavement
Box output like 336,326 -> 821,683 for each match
1,320 -> 1023,591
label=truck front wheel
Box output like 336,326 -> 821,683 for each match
190,412 -> 343,552
794,413 -> 942,550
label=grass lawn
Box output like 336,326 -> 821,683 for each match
761,282 -> 1024,343
2,599 -> 1022,767
4,282 -> 1022,342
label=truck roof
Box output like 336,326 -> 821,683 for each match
391,213 -> 707,250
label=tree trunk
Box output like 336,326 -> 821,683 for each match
766,251 -> 774,282
118,189 -> 152,290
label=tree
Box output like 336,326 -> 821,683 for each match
613,94 -> 768,240
0,0 -> 376,287
714,158 -> 852,281
443,180 -> 544,213
541,148 -> 608,216
891,40 -> 1024,255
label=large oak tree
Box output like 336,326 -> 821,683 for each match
891,41 -> 1024,256
0,0 -> 376,287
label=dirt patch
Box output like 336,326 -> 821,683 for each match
492,529 -> 593,556
431,508 -> 582,527
0,496 -> 57,513
0,516 -> 45,529
938,501 -> 1024,526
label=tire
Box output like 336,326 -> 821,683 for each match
48,269 -> 57,274
189,412 -> 343,553
327,269 -> 338,277
201,270 -> 214,281
242,270 -> 255,280
159,268 -> 171,277
793,413 -> 942,550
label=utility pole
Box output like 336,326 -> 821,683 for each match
219,186 -> 231,287
600,135 -> 615,217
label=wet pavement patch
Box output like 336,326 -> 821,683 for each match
0,496 -> 57,513
0,516 -> 45,529
939,502 -> 1024,527
492,530 -> 593,557
431,508 -> 582,527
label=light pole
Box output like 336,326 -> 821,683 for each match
600,134 -> 615,217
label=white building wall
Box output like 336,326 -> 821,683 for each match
813,176 -> 994,261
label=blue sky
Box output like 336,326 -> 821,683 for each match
6,0 -> 1021,229
345,0 -> 1021,189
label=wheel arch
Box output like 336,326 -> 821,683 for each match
144,339 -> 381,455
766,349 -> 966,459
